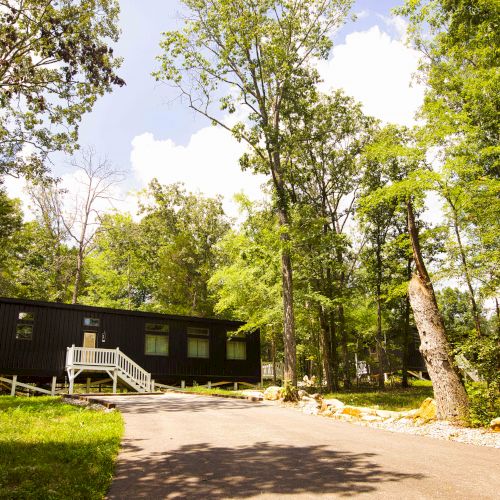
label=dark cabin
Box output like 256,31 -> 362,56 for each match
0,297 -> 261,387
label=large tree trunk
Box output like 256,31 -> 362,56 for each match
329,310 -> 339,391
72,248 -> 84,304
319,306 -> 333,391
402,257 -> 412,388
375,242 -> 385,389
338,304 -> 350,389
407,200 -> 469,422
276,202 -> 297,385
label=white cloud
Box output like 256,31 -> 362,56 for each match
378,14 -> 408,41
318,24 -> 424,126
130,126 -> 267,217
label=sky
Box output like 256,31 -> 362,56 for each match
5,0 -> 427,219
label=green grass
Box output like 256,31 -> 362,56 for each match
0,396 -> 124,499
323,381 -> 434,411
180,386 -> 245,397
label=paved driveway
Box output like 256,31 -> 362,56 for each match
99,392 -> 499,499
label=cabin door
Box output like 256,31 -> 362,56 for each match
82,331 -> 96,363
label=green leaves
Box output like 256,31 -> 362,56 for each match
0,0 -> 124,178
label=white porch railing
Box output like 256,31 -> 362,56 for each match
66,345 -> 152,394
261,362 -> 284,380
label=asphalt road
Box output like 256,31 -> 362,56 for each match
99,392 -> 499,499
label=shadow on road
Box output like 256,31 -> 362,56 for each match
108,441 -> 425,498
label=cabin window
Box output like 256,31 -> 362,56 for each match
188,337 -> 209,358
145,335 -> 169,355
227,341 -> 246,360
145,323 -> 169,333
144,323 -> 169,356
83,317 -> 100,328
187,326 -> 209,358
16,312 -> 34,340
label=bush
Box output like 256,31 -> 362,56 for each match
466,382 -> 500,427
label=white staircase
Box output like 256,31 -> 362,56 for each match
66,345 -> 153,394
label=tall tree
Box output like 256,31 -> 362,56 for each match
364,125 -> 470,422
399,0 -> 500,328
284,91 -> 374,389
155,0 -> 353,384
0,0 -> 124,179
139,181 -> 230,316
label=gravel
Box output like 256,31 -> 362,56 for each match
366,417 -> 500,448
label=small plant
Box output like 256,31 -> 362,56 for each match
466,382 -> 500,428
281,380 -> 299,402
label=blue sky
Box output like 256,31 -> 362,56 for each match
77,0 -> 406,171
7,0 -> 425,217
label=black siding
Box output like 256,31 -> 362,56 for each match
0,298 -> 261,383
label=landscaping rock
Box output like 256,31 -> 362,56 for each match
264,386 -> 282,401
297,389 -> 308,399
490,418 -> 500,432
375,409 -> 400,419
323,398 -> 345,409
361,415 -> 383,422
415,398 -> 437,420
240,390 -> 264,400
341,406 -> 362,418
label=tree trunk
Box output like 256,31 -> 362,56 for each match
72,248 -> 84,304
452,219 -> 482,336
375,241 -> 385,389
329,310 -> 339,391
280,240 -> 297,385
339,304 -> 350,389
402,257 -> 412,388
407,200 -> 469,422
271,335 -> 277,386
319,306 -> 333,392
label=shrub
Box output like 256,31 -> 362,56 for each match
466,382 -> 500,427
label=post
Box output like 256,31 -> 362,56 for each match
51,376 -> 57,396
10,375 -> 17,396
208,381 -> 211,389
86,377 -> 91,393
181,380 -> 185,389
234,382 -> 238,391
68,370 -> 74,395
151,379 -> 155,392
112,370 -> 118,393
115,347 -> 120,367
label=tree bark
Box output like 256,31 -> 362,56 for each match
72,248 -> 84,304
407,200 -> 469,422
375,240 -> 385,389
270,145 -> 297,385
329,310 -> 339,391
402,258 -> 412,388
338,304 -> 350,389
319,306 -> 333,391
452,218 -> 482,336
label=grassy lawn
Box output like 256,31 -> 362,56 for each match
323,380 -> 434,411
0,396 -> 123,499
180,386 -> 245,397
